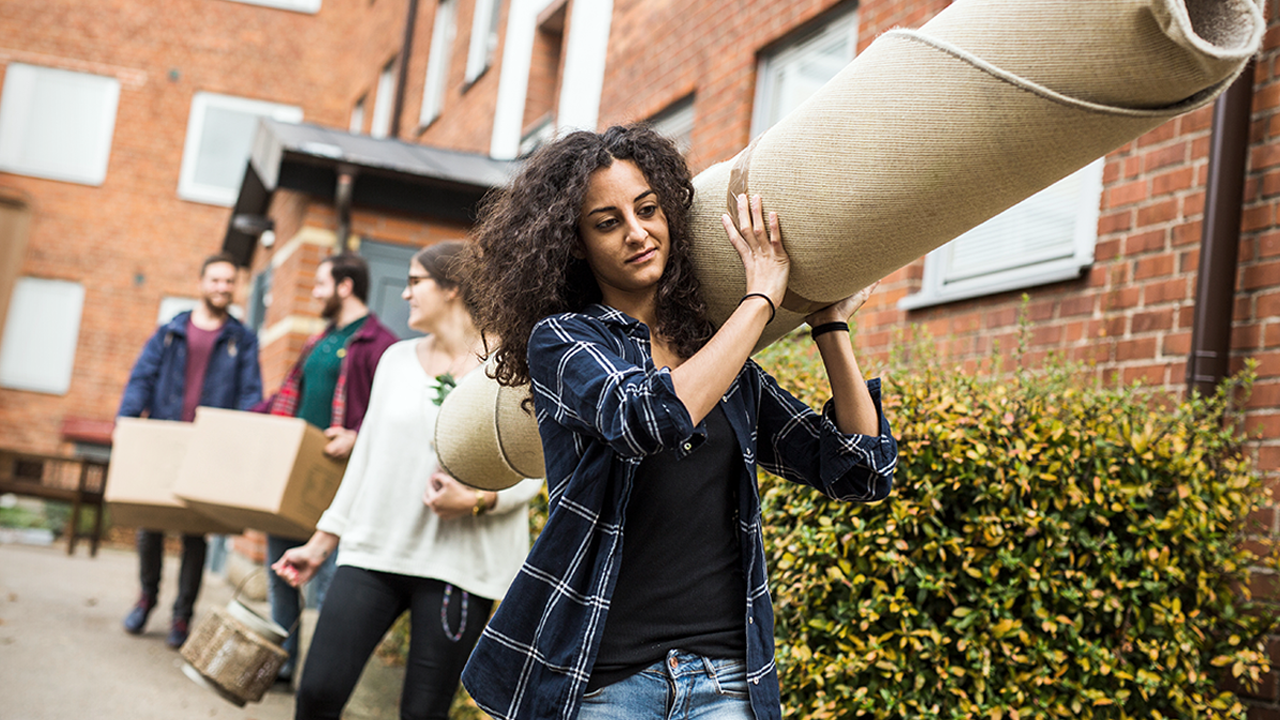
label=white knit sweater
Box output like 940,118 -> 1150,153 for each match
315,339 -> 543,600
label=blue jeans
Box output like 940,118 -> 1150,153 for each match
266,533 -> 337,675
578,651 -> 754,720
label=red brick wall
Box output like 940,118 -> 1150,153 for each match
0,0 -> 406,454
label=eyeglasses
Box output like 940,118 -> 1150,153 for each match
407,274 -> 433,289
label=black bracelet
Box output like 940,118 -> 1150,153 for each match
739,293 -> 776,324
810,321 -> 849,340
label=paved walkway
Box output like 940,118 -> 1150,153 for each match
0,542 -> 297,720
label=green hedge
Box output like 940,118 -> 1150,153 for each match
756,332 -> 1279,719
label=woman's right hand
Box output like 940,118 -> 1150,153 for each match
668,194 -> 790,426
271,533 -> 337,588
721,193 -> 790,310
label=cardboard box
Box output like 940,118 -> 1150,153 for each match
172,408 -> 347,539
105,418 -> 240,535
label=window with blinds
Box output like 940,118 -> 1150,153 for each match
900,158 -> 1105,309
0,63 -> 120,186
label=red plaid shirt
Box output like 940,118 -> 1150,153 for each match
263,329 -> 347,429
257,313 -> 398,431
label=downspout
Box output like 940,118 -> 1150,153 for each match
1187,62 -> 1255,397
390,0 -> 422,138
335,166 -> 357,252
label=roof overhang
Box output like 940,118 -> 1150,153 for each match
222,119 -> 519,266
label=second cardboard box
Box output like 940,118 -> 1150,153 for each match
172,408 -> 347,539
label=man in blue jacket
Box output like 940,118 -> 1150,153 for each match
117,254 -> 263,648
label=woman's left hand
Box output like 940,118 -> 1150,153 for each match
423,471 -> 486,520
805,280 -> 880,327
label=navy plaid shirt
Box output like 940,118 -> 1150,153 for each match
462,304 -> 898,720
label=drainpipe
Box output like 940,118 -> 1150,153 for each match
389,0 -> 421,139
335,166 -> 357,252
1187,62 -> 1255,397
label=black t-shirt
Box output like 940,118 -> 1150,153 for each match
587,404 -> 748,691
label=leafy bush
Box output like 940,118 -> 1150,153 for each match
756,331 -> 1279,719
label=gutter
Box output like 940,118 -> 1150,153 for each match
1187,62 -> 1255,397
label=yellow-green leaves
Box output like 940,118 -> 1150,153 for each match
757,335 -> 1276,719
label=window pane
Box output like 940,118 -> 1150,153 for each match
193,105 -> 263,189
350,97 -> 366,134
0,64 -> 120,185
0,278 -> 85,395
766,35 -> 852,128
466,0 -> 501,82
421,0 -> 458,126
650,96 -> 695,155
942,163 -> 1101,283
899,159 -> 1105,309
178,93 -> 302,205
754,10 -> 856,135
371,63 -> 397,139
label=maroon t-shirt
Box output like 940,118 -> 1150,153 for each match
181,320 -> 222,422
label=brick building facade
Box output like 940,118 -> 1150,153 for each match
0,0 -> 411,454
5,0 -> 1280,709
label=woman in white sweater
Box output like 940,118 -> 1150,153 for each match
273,241 -> 543,720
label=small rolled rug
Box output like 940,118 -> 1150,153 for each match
440,0 -> 1265,491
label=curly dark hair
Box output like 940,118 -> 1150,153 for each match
461,124 -> 714,388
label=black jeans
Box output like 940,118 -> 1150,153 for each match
136,529 -> 207,621
295,566 -> 493,720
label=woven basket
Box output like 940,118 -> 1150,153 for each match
179,606 -> 288,706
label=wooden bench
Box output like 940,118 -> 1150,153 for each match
0,449 -> 109,556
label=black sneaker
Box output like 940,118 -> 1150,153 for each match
122,596 -> 156,635
166,618 -> 190,649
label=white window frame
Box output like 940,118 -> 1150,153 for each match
0,63 -> 121,186
489,0 -> 560,159
751,6 -> 857,138
177,91 -> 303,206
899,159 -> 1107,310
220,0 -> 321,13
466,0 -> 503,84
349,95 -> 367,134
420,0 -> 459,127
370,62 -> 397,139
0,277 -> 85,395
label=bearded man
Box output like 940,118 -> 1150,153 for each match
256,251 -> 397,684
118,253 -> 263,648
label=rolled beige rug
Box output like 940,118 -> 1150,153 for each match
434,360 -> 547,491
438,0 -> 1265,491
